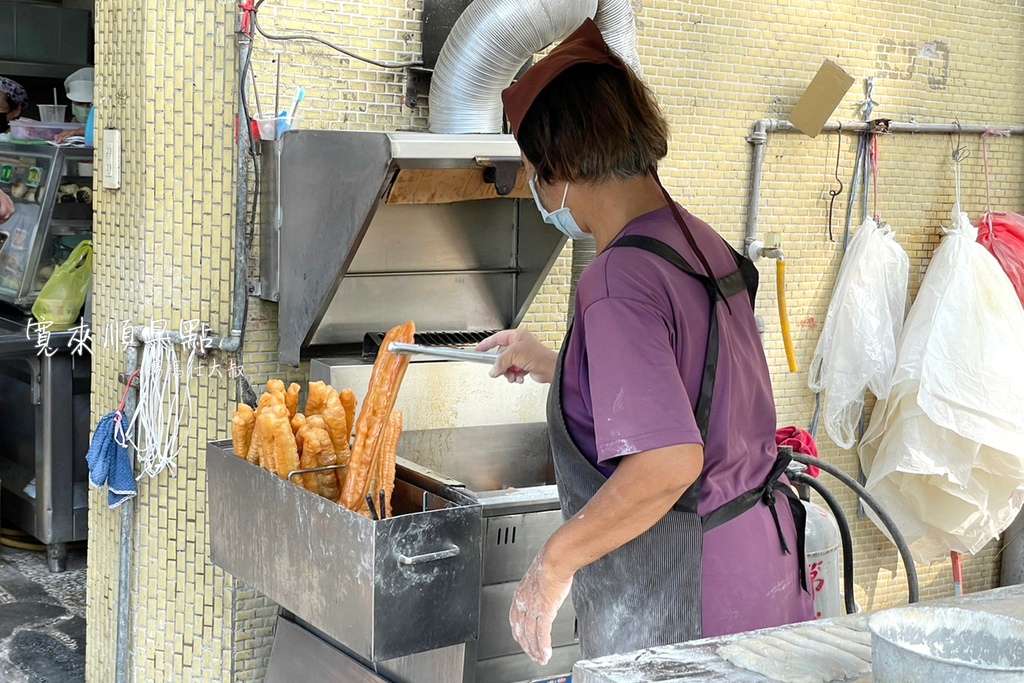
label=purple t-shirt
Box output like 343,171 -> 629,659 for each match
561,204 -> 814,636
562,204 -> 777,515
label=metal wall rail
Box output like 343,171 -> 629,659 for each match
744,118 -> 1024,252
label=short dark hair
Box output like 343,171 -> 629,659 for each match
517,62 -> 669,185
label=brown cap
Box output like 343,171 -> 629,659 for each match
501,18 -> 625,138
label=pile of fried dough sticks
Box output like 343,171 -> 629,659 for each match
231,322 -> 415,519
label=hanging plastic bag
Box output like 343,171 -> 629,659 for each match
808,218 -> 909,449
859,209 -> 1024,562
975,211 -> 1024,308
31,240 -> 92,331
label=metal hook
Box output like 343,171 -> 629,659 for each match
827,122 -> 845,242
951,119 -> 970,163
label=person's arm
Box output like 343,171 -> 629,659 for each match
476,328 -> 558,384
0,190 -> 13,224
54,127 -> 86,144
510,442 -> 703,664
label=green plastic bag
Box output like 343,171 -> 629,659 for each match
32,240 -> 92,331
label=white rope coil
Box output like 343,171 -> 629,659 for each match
125,336 -> 197,478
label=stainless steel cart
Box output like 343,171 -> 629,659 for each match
209,129 -> 578,681
0,311 -> 90,572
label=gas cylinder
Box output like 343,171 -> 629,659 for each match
802,499 -> 842,619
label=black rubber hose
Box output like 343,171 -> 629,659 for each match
793,472 -> 857,615
790,452 -> 920,604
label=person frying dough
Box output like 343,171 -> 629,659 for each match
477,19 -> 813,665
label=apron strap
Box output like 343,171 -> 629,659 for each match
607,234 -> 757,514
700,448 -> 809,593
774,482 -> 809,593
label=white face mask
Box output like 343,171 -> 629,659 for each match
72,104 -> 90,123
529,178 -> 589,241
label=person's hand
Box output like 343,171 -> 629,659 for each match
0,191 -> 13,224
54,127 -> 85,144
475,329 -> 558,384
510,549 -> 574,666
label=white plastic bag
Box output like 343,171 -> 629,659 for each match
859,210 -> 1024,562
808,218 -> 909,449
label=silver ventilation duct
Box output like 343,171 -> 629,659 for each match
428,0 -> 642,134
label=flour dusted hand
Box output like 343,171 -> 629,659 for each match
510,550 -> 573,665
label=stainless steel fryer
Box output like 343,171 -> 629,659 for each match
307,356 -> 580,682
208,128 -> 578,682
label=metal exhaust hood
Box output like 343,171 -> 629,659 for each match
261,131 -> 566,366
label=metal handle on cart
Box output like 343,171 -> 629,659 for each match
287,464 -> 346,482
398,546 -> 460,566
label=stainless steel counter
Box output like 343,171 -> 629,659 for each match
0,310 -> 90,572
573,585 -> 1024,683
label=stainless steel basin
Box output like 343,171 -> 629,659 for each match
869,605 -> 1024,682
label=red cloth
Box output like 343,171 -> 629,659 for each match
501,18 -> 627,137
975,212 -> 1024,308
776,426 -> 820,478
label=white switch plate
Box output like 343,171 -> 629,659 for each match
102,128 -> 121,189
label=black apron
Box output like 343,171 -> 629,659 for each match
548,234 -> 807,660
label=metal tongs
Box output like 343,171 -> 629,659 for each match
388,342 -> 498,365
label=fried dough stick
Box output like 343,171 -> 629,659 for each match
307,427 -> 343,501
231,404 -> 255,460
339,321 -> 414,511
258,402 -> 299,480
306,381 -> 331,417
321,388 -> 352,493
340,389 -> 357,438
291,412 -> 306,437
379,411 -> 402,518
267,379 -> 286,407
285,383 -> 301,418
248,392 -> 276,468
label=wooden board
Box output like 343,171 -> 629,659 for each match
385,168 -> 532,204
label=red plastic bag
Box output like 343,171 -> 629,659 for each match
975,212 -> 1024,307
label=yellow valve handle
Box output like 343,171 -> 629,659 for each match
777,259 -> 798,373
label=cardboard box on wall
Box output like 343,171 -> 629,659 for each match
790,59 -> 856,137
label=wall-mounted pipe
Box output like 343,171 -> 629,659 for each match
744,118 -> 1024,255
114,341 -> 139,683
429,0 -> 642,134
745,119 -> 1024,375
218,31 -> 253,356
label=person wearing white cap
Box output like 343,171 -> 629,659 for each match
55,67 -> 94,144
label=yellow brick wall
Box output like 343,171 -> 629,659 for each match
633,0 -> 1023,611
88,0 -> 1023,680
89,1 -> 242,681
